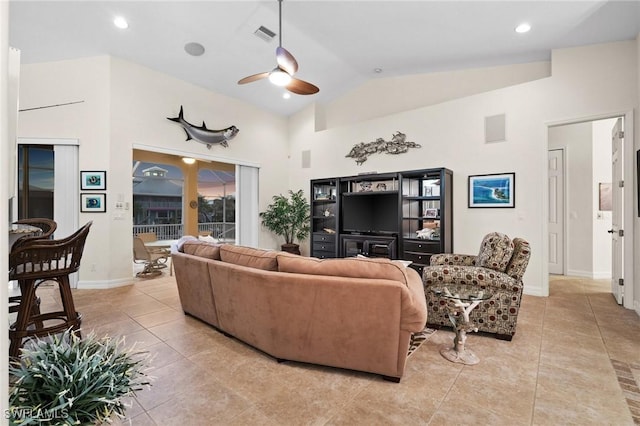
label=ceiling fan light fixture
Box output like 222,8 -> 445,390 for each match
269,68 -> 292,86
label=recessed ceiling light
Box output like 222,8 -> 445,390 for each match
374,68 -> 383,74
283,92 -> 291,99
181,157 -> 196,165
184,42 -> 205,57
515,23 -> 531,34
113,16 -> 129,29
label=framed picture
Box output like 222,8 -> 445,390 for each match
468,172 -> 515,208
81,193 -> 106,213
424,208 -> 439,218
80,171 -> 106,190
598,182 -> 612,211
422,179 -> 440,197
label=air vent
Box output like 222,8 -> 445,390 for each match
254,25 -> 276,42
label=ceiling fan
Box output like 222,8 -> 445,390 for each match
237,0 -> 319,95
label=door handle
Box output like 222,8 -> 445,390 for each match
607,229 -> 615,234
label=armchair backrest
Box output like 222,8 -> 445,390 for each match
505,237 -> 531,281
476,232 -> 531,281
11,218 -> 58,250
133,237 -> 152,261
136,232 -> 158,243
476,232 -> 514,272
9,221 -> 92,281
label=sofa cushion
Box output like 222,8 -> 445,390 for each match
476,232 -> 514,272
181,240 -> 222,260
277,253 -> 410,286
220,245 -> 278,271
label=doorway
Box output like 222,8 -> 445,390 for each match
547,117 -> 621,297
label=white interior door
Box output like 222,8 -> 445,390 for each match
610,118 -> 624,304
548,149 -> 564,274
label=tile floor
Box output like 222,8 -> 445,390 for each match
20,272 -> 640,425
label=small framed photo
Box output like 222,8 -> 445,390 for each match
599,182 -> 612,211
81,193 -> 106,213
468,172 -> 515,208
81,171 -> 106,190
422,179 -> 440,197
424,208 -> 439,218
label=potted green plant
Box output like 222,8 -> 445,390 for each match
9,329 -> 151,425
259,189 -> 310,254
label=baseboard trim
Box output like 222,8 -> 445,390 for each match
523,287 -> 546,297
567,269 -> 593,278
592,272 -> 612,280
566,269 -> 611,280
77,277 -> 134,289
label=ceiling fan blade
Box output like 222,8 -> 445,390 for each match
237,72 -> 269,85
276,46 -> 298,76
286,77 -> 319,95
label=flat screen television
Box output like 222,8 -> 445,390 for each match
341,193 -> 398,234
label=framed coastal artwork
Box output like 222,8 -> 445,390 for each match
468,173 -> 515,208
81,193 -> 106,213
80,171 -> 106,190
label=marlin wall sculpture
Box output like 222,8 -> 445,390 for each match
167,106 -> 239,149
346,131 -> 421,165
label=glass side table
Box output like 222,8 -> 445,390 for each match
431,287 -> 493,365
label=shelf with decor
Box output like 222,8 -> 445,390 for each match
400,168 -> 453,275
310,178 -> 339,258
340,172 -> 399,195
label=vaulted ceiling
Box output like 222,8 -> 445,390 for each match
9,1 -> 640,116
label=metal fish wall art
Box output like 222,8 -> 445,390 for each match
167,106 -> 239,149
346,131 -> 421,165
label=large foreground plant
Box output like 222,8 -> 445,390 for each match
259,189 -> 310,246
9,330 -> 151,425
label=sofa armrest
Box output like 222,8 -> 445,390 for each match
430,253 -> 477,267
400,268 -> 428,332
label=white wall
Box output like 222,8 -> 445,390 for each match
288,40 -> 638,298
548,122 -> 593,277
17,56 -> 290,287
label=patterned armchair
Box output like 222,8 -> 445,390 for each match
423,232 -> 531,341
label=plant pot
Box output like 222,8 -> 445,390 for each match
281,243 -> 301,255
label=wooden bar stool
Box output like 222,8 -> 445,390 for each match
8,221 -> 92,359
9,218 -> 58,323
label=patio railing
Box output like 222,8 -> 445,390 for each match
133,222 -> 235,242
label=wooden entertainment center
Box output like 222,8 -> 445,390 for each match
310,168 -> 453,275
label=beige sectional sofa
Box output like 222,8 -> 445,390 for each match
172,241 -> 428,382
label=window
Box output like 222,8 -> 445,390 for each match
17,144 -> 54,219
